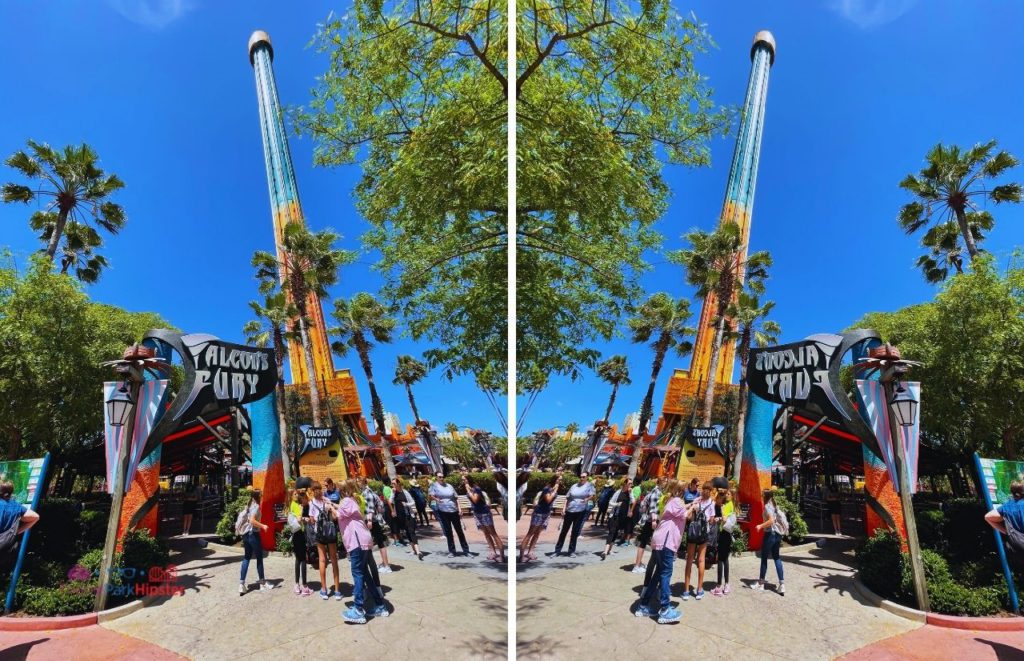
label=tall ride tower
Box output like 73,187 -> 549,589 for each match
248,30 -> 334,386
687,31 -> 776,387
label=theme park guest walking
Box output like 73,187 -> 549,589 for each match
324,478 -> 341,505
712,489 -> 737,597
238,489 -> 274,595
409,481 -> 429,526
635,480 -> 687,623
682,482 -> 716,601
338,480 -> 388,624
289,489 -> 312,596
751,489 -> 785,596
600,478 -> 635,560
823,484 -> 842,536
181,483 -> 199,536
359,478 -> 393,573
389,479 -> 422,560
595,477 -> 615,526
554,471 -> 595,558
519,475 -> 560,563
0,480 -> 39,570
309,482 -> 342,601
430,472 -> 471,558
632,478 -> 664,574
464,474 -> 504,563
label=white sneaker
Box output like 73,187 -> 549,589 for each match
239,583 -> 246,596
631,565 -> 646,574
260,582 -> 273,592
379,565 -> 393,574
749,582 -> 765,592
778,583 -> 785,596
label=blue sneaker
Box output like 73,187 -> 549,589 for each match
657,606 -> 681,624
343,606 -> 367,624
370,604 -> 390,618
695,589 -> 705,601
319,589 -> 329,600
634,604 -> 652,618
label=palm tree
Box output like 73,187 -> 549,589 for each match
915,214 -> 992,284
244,290 -> 299,481
331,293 -> 398,479
727,291 -> 781,481
596,355 -> 631,424
670,222 -> 771,426
445,422 -> 460,439
393,355 -> 428,423
252,223 -> 352,427
627,293 -> 694,479
899,140 -> 1021,261
3,141 -> 125,262
55,222 -> 108,284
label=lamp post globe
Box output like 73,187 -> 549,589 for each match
890,382 -> 918,428
106,385 -> 134,427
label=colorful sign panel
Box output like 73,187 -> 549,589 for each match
683,425 -> 725,455
975,454 -> 1023,613
298,425 -> 338,456
0,457 -> 45,507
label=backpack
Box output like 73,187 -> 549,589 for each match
234,505 -> 252,536
0,511 -> 24,572
686,505 -> 708,545
315,503 -> 338,545
1004,522 -> 1024,557
772,503 -> 790,537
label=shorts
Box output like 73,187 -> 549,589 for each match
473,510 -> 494,528
370,522 -> 389,549
635,520 -> 654,548
182,501 -> 197,515
827,500 -> 842,516
531,510 -> 551,529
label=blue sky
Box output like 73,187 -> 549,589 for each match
523,0 -> 1024,433
0,1 -> 498,433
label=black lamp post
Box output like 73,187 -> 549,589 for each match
889,382 -> 918,428
105,384 -> 134,428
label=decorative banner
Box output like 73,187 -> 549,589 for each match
975,454 -> 1023,614
103,380 -> 169,494
855,380 -> 921,494
298,425 -> 337,457
683,425 -> 725,456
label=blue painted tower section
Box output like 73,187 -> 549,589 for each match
249,392 -> 285,551
739,393 -> 775,550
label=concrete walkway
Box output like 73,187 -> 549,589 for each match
516,517 -> 921,660
97,515 -> 507,660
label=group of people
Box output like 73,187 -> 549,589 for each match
236,471 -> 507,623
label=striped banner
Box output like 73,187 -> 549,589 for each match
103,380 -> 169,493
855,380 -> 920,494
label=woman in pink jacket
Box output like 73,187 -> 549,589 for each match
635,480 -> 687,624
337,480 -> 389,623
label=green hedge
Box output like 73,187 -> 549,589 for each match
216,489 -> 255,544
771,489 -> 808,543
21,581 -> 97,617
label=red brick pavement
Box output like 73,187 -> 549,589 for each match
0,626 -> 184,661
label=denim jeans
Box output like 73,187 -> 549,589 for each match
656,548 -> 676,610
240,531 -> 265,583
349,547 -> 368,611
637,550 -> 662,607
554,510 -> 587,554
759,530 -> 783,582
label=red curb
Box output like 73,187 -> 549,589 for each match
0,612 -> 97,631
925,612 -> 1024,631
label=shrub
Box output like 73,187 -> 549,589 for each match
276,529 -> 293,555
730,528 -> 748,555
21,582 -> 97,616
926,579 -> 1002,617
856,530 -> 904,600
942,498 -> 993,563
216,489 -> 255,544
120,529 -> 169,574
23,558 -> 71,588
771,489 -> 807,543
367,479 -> 385,494
915,509 -> 946,552
31,499 -> 82,563
78,509 -> 108,552
639,479 -> 657,494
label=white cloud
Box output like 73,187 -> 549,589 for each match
828,0 -> 917,29
107,0 -> 194,30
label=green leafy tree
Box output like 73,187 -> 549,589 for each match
2,141 -> 125,265
54,222 -> 108,284
331,293 -> 398,479
851,255 -> 1024,462
393,355 -> 428,424
252,223 -> 354,426
296,1 -> 507,392
0,255 -> 171,483
516,1 -> 730,386
915,216 -> 991,284
548,433 -> 583,467
670,221 -> 771,426
627,293 -> 694,478
243,290 -> 299,481
727,291 -> 780,480
596,355 -> 631,424
899,140 -> 1021,261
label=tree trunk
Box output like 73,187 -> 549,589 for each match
954,206 -> 980,260
702,306 -> 729,427
358,338 -> 396,480
603,384 -> 618,424
6,427 -> 21,460
405,384 -> 421,423
295,316 -> 322,426
45,207 -> 69,261
629,334 -> 669,479
1002,427 -> 1017,461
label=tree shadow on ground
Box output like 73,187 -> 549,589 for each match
516,595 -> 550,617
973,638 -> 1024,661
0,637 -> 50,661
517,634 -> 568,660
474,594 -> 508,618
461,635 -> 507,659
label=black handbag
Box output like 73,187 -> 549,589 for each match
686,508 -> 708,545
